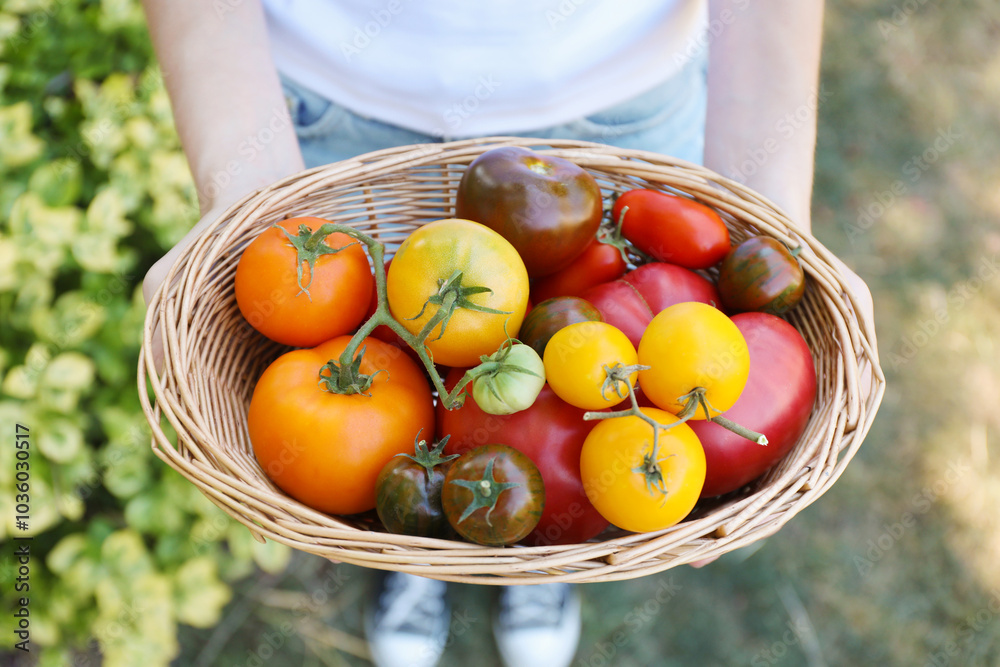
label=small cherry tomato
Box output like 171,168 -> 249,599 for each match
469,341 -> 546,415
375,434 -> 458,538
518,296 -> 603,357
637,302 -> 750,419
441,444 -> 545,546
530,238 -> 628,303
543,321 -> 638,410
716,237 -> 806,315
235,217 -> 374,347
580,408 -> 706,532
613,189 -> 731,269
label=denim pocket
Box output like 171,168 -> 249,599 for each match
281,77 -> 349,139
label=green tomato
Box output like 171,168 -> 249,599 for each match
470,342 -> 545,415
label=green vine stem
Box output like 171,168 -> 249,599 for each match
295,223 -> 487,407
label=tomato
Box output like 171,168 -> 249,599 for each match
689,313 -> 817,497
580,408 -> 706,533
438,368 -> 609,546
612,189 -> 730,269
455,146 -> 603,278
543,321 -> 638,410
530,238 -> 628,303
247,336 -> 435,515
518,296 -> 603,357
441,444 -> 545,546
579,280 -> 653,349
717,236 -> 806,315
470,341 -> 546,415
235,217 -> 374,347
621,262 -> 722,314
386,218 -> 529,367
375,434 -> 457,538
637,302 -> 750,419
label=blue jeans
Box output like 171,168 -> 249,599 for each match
282,52 -> 707,169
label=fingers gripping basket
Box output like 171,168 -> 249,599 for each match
139,137 -> 885,584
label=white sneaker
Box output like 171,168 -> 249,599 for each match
493,583 -> 582,667
364,572 -> 450,667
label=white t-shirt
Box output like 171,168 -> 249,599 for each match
262,0 -> 706,137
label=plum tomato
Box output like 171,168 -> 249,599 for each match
580,408 -> 706,533
612,188 -> 731,269
621,262 -> 722,314
543,321 -> 638,411
689,312 -> 817,497
235,217 -> 374,347
455,146 -> 603,278
530,238 -> 628,303
518,296 -> 603,357
386,218 -> 529,368
441,443 -> 545,546
717,236 -> 806,315
637,302 -> 750,419
579,280 -> 654,349
247,336 -> 435,515
438,368 -> 609,546
375,434 -> 458,538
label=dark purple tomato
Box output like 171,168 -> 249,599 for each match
375,435 -> 458,538
455,146 -> 603,279
518,296 -> 603,357
441,444 -> 545,546
716,237 -> 806,315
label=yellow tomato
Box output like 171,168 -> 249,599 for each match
580,408 -> 706,532
542,321 -> 638,410
386,219 -> 530,367
637,301 -> 750,419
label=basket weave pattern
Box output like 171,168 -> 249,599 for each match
139,137 -> 885,584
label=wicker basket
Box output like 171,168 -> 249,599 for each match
138,137 -> 885,584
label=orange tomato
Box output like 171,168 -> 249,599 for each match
247,336 -> 435,515
235,217 -> 373,347
542,321 -> 638,410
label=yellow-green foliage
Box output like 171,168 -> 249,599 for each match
0,2 -> 290,664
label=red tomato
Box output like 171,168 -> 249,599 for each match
688,312 -> 816,497
437,368 -> 609,546
621,262 -> 722,314
579,280 -> 653,349
613,189 -> 731,269
530,239 -> 628,304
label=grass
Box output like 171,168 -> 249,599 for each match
168,1 -> 1000,665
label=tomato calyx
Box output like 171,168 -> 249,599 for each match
317,346 -> 386,396
675,388 -> 769,446
398,432 -> 458,478
448,456 -> 521,525
276,222 -> 359,299
408,269 -> 512,342
465,339 -> 546,415
600,362 -> 648,404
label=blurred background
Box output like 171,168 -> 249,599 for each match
2,0 -> 999,665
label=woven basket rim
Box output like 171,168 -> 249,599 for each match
139,136 -> 885,584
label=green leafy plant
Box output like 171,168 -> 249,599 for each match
0,2 -> 290,665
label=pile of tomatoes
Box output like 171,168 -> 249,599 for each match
235,147 -> 817,549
